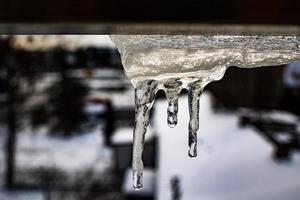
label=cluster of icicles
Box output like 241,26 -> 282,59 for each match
132,77 -> 208,189
110,35 -> 300,190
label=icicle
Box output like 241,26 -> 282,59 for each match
132,80 -> 158,190
167,100 -> 178,128
110,35 -> 300,189
187,80 -> 203,157
164,79 -> 182,128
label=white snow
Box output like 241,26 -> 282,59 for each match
0,124 -> 113,200
239,109 -> 300,125
90,88 -> 135,109
84,102 -> 106,114
155,92 -> 300,200
12,35 -> 116,50
0,190 -> 43,200
16,126 -> 112,172
274,133 -> 293,143
0,126 -> 44,200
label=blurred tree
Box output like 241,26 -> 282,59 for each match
47,49 -> 89,136
48,76 -> 88,136
0,37 -> 17,189
0,37 -> 41,188
0,36 -> 34,188
30,104 -> 49,129
0,37 -> 105,188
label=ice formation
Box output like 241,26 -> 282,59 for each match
110,35 -> 300,189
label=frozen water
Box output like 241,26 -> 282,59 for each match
111,35 -> 300,83
164,78 -> 182,128
110,35 -> 300,189
132,80 -> 158,189
187,80 -> 203,157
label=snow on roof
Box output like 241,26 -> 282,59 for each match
16,126 -> 112,172
11,35 -> 116,50
260,110 -> 300,124
239,108 -> 300,124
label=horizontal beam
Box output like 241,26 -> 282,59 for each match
1,23 -> 300,35
1,0 -> 300,24
1,0 -> 300,34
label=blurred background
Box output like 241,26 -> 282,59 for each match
0,35 -> 299,200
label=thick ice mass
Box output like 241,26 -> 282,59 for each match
111,35 -> 300,83
110,35 -> 300,189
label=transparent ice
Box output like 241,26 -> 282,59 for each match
110,35 -> 300,189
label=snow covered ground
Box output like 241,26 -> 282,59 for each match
0,125 -> 113,200
1,92 -> 300,200
15,125 -> 112,173
155,92 -> 300,200
0,125 -> 44,200
0,190 -> 43,200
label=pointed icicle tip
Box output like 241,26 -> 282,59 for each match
167,101 -> 178,128
133,170 -> 143,190
188,141 -> 197,157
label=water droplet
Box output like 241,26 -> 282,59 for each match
133,170 -> 143,190
167,101 -> 178,128
164,79 -> 182,128
188,141 -> 197,157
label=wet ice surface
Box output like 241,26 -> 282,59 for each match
111,35 -> 300,82
110,35 -> 300,189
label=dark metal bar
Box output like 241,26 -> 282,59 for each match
0,0 -> 300,34
0,23 -> 300,35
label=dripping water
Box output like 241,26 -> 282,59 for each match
164,78 -> 182,128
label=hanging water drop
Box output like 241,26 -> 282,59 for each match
132,79 -> 158,190
167,101 -> 178,128
164,79 -> 182,128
